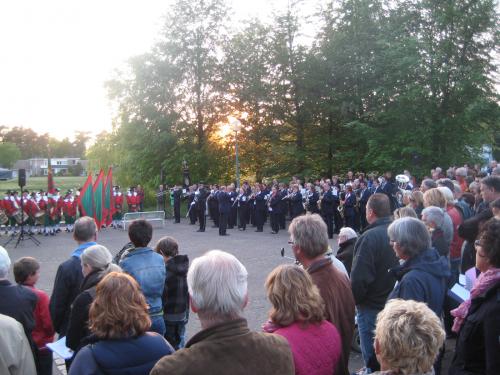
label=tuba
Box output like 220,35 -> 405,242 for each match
395,174 -> 410,207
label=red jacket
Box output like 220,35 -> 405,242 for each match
27,286 -> 55,350
447,204 -> 464,259
63,199 -> 77,217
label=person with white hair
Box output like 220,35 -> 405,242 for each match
0,246 -> 38,357
336,227 -> 358,275
422,206 -> 450,258
151,250 -> 294,375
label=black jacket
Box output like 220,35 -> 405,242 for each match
350,217 -> 399,309
50,255 -> 84,335
217,191 -> 231,214
449,280 -> 500,375
162,255 -> 189,321
336,238 -> 356,275
66,270 -> 104,352
321,190 -> 339,215
0,280 -> 37,340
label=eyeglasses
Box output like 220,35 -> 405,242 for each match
288,240 -> 295,245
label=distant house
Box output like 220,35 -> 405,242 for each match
12,158 -> 87,177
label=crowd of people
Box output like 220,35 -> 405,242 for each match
0,160 -> 499,375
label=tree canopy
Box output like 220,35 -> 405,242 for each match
88,0 -> 499,187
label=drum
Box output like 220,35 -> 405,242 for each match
0,210 -> 8,225
13,210 -> 25,224
35,210 -> 45,225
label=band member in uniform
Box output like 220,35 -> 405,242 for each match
207,185 -> 219,228
196,182 -> 209,232
305,183 -> 320,214
289,184 -> 304,219
127,187 -> 139,213
358,180 -> 373,231
320,182 -> 339,239
269,185 -> 281,234
187,185 -> 197,225
236,187 -> 248,231
112,186 -> 123,228
172,184 -> 182,223
217,186 -> 231,236
342,184 -> 357,229
253,183 -> 266,232
278,183 -> 288,229
156,184 -> 166,212
62,191 -> 78,232
228,185 -> 237,229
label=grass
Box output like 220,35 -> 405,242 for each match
0,176 -> 87,194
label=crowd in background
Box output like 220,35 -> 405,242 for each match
0,159 -> 499,375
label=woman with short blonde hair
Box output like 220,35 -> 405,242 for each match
68,272 -> 173,375
263,265 -> 341,375
373,299 -> 445,375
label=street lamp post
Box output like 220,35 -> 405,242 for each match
229,117 -> 242,190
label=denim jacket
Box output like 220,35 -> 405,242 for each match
120,247 -> 166,314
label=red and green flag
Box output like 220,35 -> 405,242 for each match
103,168 -> 114,226
79,174 -> 93,217
93,170 -> 105,229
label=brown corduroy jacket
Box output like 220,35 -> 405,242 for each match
308,258 -> 356,375
150,318 -> 295,375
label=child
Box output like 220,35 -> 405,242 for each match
14,257 -> 55,375
154,236 -> 189,350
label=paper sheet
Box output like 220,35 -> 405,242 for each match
46,337 -> 74,360
450,283 -> 470,303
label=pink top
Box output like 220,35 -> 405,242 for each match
274,320 -> 341,375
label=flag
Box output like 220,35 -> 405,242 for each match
79,174 -> 93,217
103,168 -> 114,226
47,157 -> 55,194
93,169 -> 105,228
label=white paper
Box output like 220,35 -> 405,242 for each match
46,337 -> 74,360
458,274 -> 466,286
450,283 -> 470,302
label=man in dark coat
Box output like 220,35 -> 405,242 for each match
320,183 -> 339,239
358,180 -> 373,231
196,183 -> 209,232
50,216 -> 97,337
172,184 -> 182,223
217,186 -> 231,236
350,193 -> 398,373
289,214 -> 355,375
150,250 -> 294,375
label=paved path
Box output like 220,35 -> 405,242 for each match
2,218 -> 454,374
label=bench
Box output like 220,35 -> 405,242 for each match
122,211 -> 165,230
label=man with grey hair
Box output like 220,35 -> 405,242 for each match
422,206 -> 450,257
350,193 -> 398,373
289,214 -> 355,375
420,178 -> 437,192
50,216 -> 97,337
387,217 -> 450,319
0,246 -> 37,353
151,250 -> 294,375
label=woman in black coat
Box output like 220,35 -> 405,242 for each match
449,218 -> 500,374
66,245 -> 121,354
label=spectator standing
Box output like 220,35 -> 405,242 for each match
151,250 -> 294,375
0,313 -> 37,375
155,236 -> 190,349
13,257 -> 55,375
422,206 -> 450,258
336,227 -> 357,275
289,214 -> 355,375
156,184 -> 166,212
68,272 -> 174,375
0,247 -> 38,354
263,264 -> 342,375
50,216 -> 97,336
450,219 -> 500,374
66,245 -> 121,354
372,299 -> 445,375
350,193 -> 399,373
119,219 -> 166,335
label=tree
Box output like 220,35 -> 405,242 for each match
0,142 -> 21,168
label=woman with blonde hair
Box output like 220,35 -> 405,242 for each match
406,190 -> 424,218
263,264 -> 341,375
372,299 -> 445,375
68,272 -> 173,375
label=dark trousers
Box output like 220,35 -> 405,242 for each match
254,209 -> 265,231
229,207 -> 237,228
322,213 -> 334,239
189,205 -> 197,224
270,212 -> 280,233
279,212 -> 286,229
238,206 -> 247,229
333,209 -> 343,233
38,349 -> 53,375
345,214 -> 356,229
198,209 -> 205,230
360,208 -> 368,230
219,212 -> 228,235
174,202 -> 181,222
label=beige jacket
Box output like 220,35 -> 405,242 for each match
0,314 -> 36,375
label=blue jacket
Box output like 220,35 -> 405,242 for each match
217,191 -> 231,214
68,332 -> 174,375
119,247 -> 165,314
388,247 -> 450,317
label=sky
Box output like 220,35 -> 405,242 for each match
0,0 -> 318,141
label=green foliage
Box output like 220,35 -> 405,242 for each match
89,0 -> 499,185
0,142 -> 22,168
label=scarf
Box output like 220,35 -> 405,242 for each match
451,267 -> 500,333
